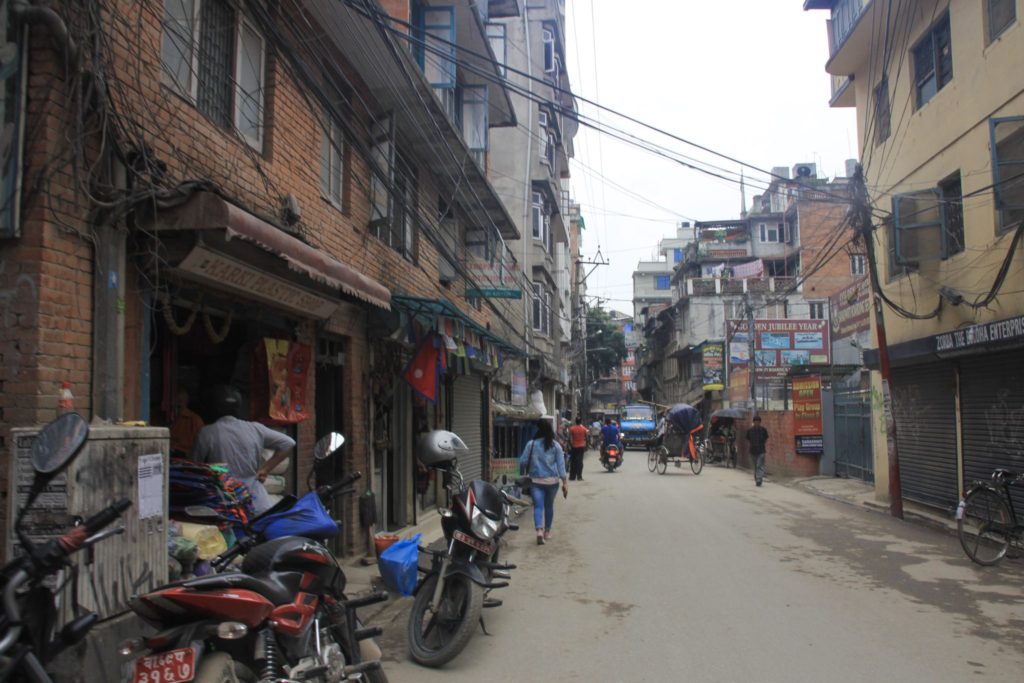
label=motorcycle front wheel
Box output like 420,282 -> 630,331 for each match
408,572 -> 484,667
192,653 -> 256,683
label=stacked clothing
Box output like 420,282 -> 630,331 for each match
169,458 -> 256,529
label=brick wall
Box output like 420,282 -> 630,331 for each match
799,198 -> 860,301
735,411 -> 821,478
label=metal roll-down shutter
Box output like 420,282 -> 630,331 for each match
890,362 -> 958,510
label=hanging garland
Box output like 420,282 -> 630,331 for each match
203,309 -> 233,344
162,294 -> 203,336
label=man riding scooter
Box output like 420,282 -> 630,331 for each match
600,418 -> 623,470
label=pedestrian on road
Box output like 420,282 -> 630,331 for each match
567,417 -> 589,481
193,385 -> 296,513
746,415 -> 769,486
519,419 -> 568,545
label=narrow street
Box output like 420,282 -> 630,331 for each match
375,450 -> 1024,682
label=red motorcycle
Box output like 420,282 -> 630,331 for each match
122,434 -> 388,683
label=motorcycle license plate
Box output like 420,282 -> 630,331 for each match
134,648 -> 196,683
454,529 -> 493,555
608,456 -> 617,461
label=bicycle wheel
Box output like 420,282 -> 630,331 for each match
690,449 -> 703,475
656,447 -> 668,475
647,448 -> 657,472
958,487 -> 1012,566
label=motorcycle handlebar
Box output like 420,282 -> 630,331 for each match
57,499 -> 132,554
83,499 -> 132,535
316,471 -> 362,499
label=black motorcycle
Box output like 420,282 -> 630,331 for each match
406,430 -> 529,668
600,442 -> 623,472
0,413 -> 131,682
123,432 -> 389,683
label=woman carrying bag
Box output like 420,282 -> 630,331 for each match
519,419 -> 569,545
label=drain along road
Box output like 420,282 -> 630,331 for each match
375,452 -> 1024,682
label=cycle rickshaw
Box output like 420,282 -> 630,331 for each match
647,403 -> 704,475
705,407 -> 744,467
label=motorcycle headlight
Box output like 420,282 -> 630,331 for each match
470,507 -> 501,540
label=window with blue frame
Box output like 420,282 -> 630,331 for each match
655,275 -> 670,290
416,6 -> 456,116
673,248 -> 682,263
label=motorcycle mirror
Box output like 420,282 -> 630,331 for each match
312,432 -> 345,461
18,413 -> 89,545
31,413 -> 89,476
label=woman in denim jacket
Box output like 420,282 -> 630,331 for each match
519,419 -> 569,545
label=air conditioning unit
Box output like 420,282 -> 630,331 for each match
793,163 -> 817,179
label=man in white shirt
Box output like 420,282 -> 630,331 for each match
192,385 -> 295,513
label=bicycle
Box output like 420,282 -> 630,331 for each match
956,468 -> 1024,566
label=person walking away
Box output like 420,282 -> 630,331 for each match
567,417 -> 589,481
600,418 -> 621,462
519,419 -> 568,544
192,385 -> 296,513
170,388 -> 204,458
746,415 -> 769,486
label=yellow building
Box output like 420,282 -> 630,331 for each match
805,0 -> 1024,510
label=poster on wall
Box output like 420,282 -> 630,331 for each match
702,342 -> 724,391
792,374 -> 823,455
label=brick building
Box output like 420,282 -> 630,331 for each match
0,0 -> 534,562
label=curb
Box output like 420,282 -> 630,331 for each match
788,478 -> 959,537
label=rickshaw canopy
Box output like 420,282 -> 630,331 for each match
666,403 -> 702,433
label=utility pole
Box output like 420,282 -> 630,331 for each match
852,165 -> 904,519
744,291 -> 757,412
576,250 -> 609,417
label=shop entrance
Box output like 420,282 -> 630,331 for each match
149,292 -> 298,496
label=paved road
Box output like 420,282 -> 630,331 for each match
374,450 -> 1024,682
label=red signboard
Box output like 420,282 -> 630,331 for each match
830,277 -> 870,338
792,375 -> 823,436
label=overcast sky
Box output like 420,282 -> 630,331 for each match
565,0 -> 858,313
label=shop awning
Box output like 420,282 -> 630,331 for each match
147,192 -> 390,313
390,294 -> 526,357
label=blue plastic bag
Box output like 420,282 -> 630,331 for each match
379,533 -> 422,597
250,491 -> 339,540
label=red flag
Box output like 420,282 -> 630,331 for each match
403,333 -> 440,402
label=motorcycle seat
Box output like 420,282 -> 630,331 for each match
180,571 -> 293,605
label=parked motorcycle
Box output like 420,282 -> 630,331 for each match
123,432 -> 389,683
600,442 -> 623,472
0,413 -> 132,682
407,430 -> 529,668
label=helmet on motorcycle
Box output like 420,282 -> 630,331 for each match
210,384 -> 242,419
418,430 -> 469,466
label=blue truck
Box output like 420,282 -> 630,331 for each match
618,404 -> 657,450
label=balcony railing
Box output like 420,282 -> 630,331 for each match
826,0 -> 868,59
681,276 -> 800,298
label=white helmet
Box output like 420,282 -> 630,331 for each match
419,430 -> 469,465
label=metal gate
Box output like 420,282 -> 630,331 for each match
833,388 -> 873,482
